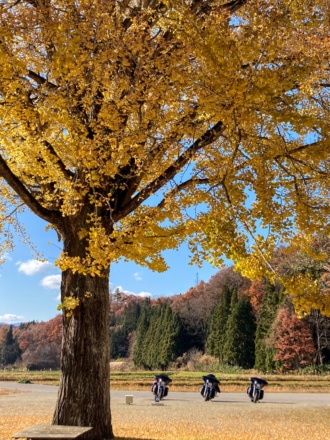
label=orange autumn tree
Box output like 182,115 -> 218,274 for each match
273,307 -> 316,371
0,0 -> 330,438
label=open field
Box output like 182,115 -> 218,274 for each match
1,382 -> 330,440
108,370 -> 330,393
1,368 -> 330,392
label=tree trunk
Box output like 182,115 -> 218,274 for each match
53,263 -> 113,439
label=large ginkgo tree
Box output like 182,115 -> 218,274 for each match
0,0 -> 329,438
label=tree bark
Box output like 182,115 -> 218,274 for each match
53,254 -> 113,439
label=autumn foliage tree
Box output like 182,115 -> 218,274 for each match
18,315 -> 62,369
0,0 -> 330,438
273,307 -> 316,371
271,236 -> 330,315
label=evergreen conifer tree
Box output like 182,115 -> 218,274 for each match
133,299 -> 151,368
0,325 -> 20,366
110,301 -> 143,359
145,303 -> 163,368
134,301 -> 183,370
122,302 -> 142,335
110,326 -> 128,359
206,284 -> 232,362
223,294 -> 256,368
254,279 -> 281,372
158,303 -> 182,370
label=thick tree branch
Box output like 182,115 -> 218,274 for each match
113,121 -> 225,221
122,0 -> 249,31
27,70 -> 58,89
0,154 -> 62,226
190,0 -> 249,15
222,0 -> 249,13
274,140 -> 325,159
273,140 -> 329,175
44,141 -> 75,180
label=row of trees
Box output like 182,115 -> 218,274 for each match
2,260 -> 330,373
0,316 -> 62,369
108,253 -> 330,372
2,266 -> 330,373
1,237 -> 330,372
108,237 -> 330,371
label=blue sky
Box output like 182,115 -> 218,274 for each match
0,211 -> 221,324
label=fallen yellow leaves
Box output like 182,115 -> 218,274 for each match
0,416 -> 51,440
110,403 -> 330,440
1,389 -> 330,440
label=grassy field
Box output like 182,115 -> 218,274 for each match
1,368 -> 330,392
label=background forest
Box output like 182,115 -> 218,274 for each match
1,238 -> 330,373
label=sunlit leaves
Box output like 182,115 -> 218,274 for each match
57,295 -> 80,317
0,0 -> 329,315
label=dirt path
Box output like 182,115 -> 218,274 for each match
1,382 -> 330,440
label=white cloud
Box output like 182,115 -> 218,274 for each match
41,274 -> 61,290
134,272 -> 142,281
17,259 -> 52,276
0,313 -> 24,323
111,285 -> 152,298
135,291 -> 152,298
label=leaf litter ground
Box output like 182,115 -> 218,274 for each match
1,388 -> 329,440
